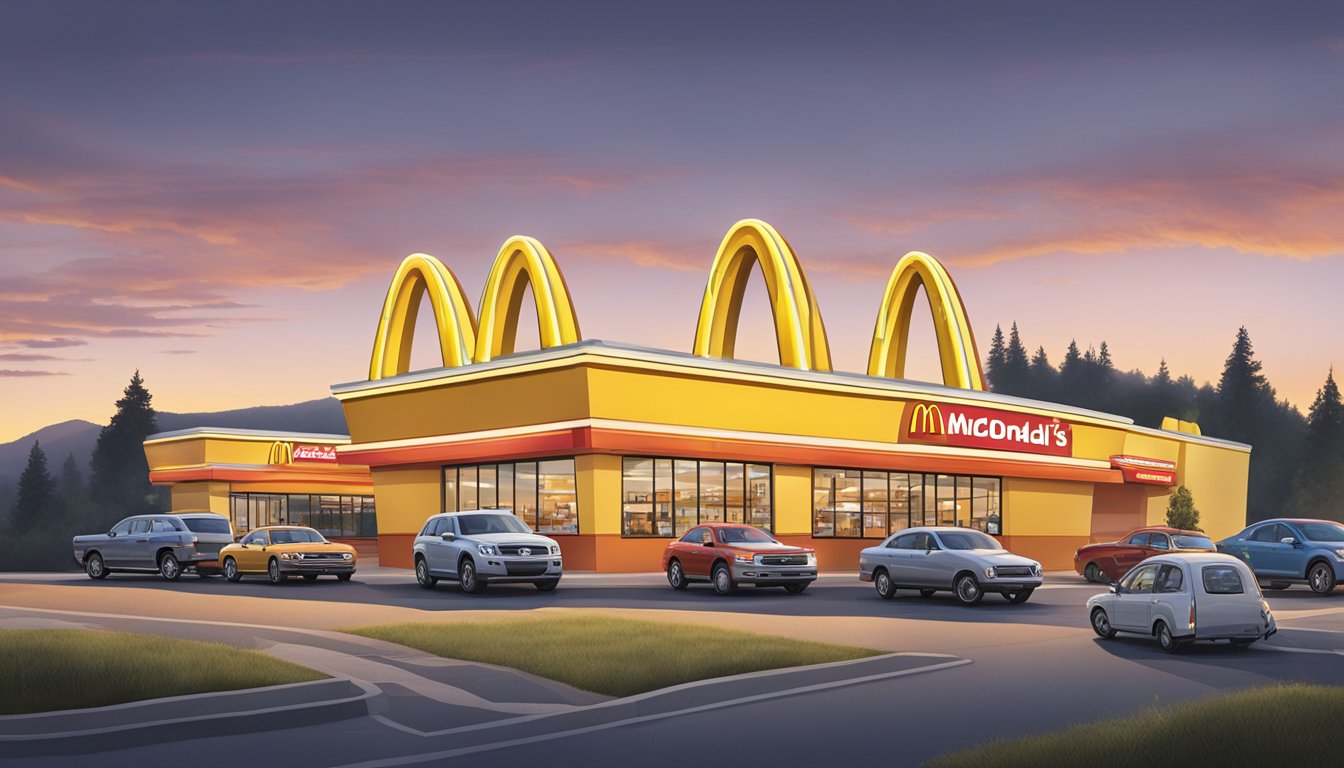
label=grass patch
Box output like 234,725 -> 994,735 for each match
923,684 -> 1344,768
346,615 -> 880,697
0,629 -> 326,715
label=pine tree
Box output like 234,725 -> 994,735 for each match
60,452 -> 85,502
1028,345 -> 1057,400
986,325 -> 1006,390
90,371 -> 161,516
1098,341 -> 1114,371
14,441 -> 56,533
1166,485 -> 1201,531
1288,369 -> 1344,521
996,322 -> 1031,396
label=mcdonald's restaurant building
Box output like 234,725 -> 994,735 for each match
147,220 -> 1252,573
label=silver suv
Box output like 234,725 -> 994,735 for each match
413,510 -> 563,593
73,513 -> 235,581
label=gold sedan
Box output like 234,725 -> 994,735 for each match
220,526 -> 357,584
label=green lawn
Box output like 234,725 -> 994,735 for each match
923,684 -> 1344,768
345,615 -> 880,697
0,629 -> 326,715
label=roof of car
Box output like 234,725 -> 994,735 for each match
697,522 -> 760,528
1143,552 -> 1244,565
1263,518 -> 1339,526
250,525 -> 317,531
1127,526 -> 1205,536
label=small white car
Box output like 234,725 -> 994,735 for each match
1087,553 -> 1276,652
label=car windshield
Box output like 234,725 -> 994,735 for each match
937,531 -> 1003,550
717,527 -> 775,544
182,517 -> 231,534
268,528 -> 326,544
458,514 -> 532,535
1173,535 -> 1215,549
1299,523 -> 1344,542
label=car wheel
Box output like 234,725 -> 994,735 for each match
85,553 -> 107,580
667,559 -> 688,590
223,557 -> 241,582
954,574 -> 983,605
267,558 -> 286,584
783,583 -> 808,595
1005,588 -> 1034,604
302,574 -> 318,582
1084,562 -> 1102,583
1091,608 -> 1117,639
158,552 -> 181,581
336,573 -> 352,582
873,568 -> 896,600
534,579 -> 559,592
415,557 -> 438,589
1155,620 -> 1181,652
1308,561 -> 1337,595
919,588 -> 936,598
459,558 -> 485,594
712,562 -> 736,595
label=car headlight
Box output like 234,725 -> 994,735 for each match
983,567 -> 996,579
549,545 -> 560,555
734,553 -> 754,564
1334,549 -> 1344,559
280,553 -> 295,560
806,553 -> 817,566
477,544 -> 497,556
1032,564 -> 1042,577
342,552 -> 353,560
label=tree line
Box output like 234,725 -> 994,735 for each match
0,371 -> 164,570
985,324 -> 1341,523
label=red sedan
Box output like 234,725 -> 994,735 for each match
1075,526 -> 1216,583
662,523 -> 817,595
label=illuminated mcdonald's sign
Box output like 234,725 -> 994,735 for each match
903,401 -> 1072,457
268,441 -> 293,465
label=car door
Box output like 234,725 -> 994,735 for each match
1151,563 -> 1190,635
423,517 -> 454,575
1113,563 -> 1159,630
238,530 -> 269,572
879,533 -> 915,584
125,518 -> 154,568
1113,533 -> 1152,572
1244,524 -> 1291,576
906,532 -> 945,587
679,527 -> 714,577
101,518 -> 134,566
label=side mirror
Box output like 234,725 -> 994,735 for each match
107,531 -> 117,538
1109,582 -> 1120,594
440,532 -> 455,541
1280,537 -> 1300,547
703,540 -> 715,547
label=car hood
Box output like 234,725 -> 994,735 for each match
723,541 -> 812,554
965,550 -> 1039,567
465,532 -> 557,547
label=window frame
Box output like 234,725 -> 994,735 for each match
440,458 -> 580,535
621,456 -> 773,538
812,468 -> 1002,539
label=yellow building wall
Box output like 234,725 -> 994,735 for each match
170,482 -> 230,515
369,467 -> 441,535
578,454 -> 622,536
1177,441 -> 1250,541
773,465 -> 814,536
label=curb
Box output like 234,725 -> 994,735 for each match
0,677 -> 377,757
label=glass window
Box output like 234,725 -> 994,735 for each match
515,461 -> 538,528
725,463 -> 746,524
862,471 -> 888,538
921,475 -> 937,527
242,530 -> 269,546
834,470 -> 861,537
1127,533 -> 1151,546
183,516 -> 231,535
150,519 -> 176,533
129,518 -> 151,535
890,473 -> 912,534
747,464 -> 771,530
935,475 -> 956,527
1202,565 -> 1244,594
443,467 -> 457,514
1156,564 -> 1185,593
622,457 -> 656,536
717,526 -> 774,544
680,527 -> 707,543
318,495 -> 340,538
675,460 -> 698,536
458,513 -> 532,535
699,462 -> 725,523
111,518 -> 134,535
459,465 -> 478,511
955,476 -> 972,528
497,463 -> 514,511
936,530 -> 1002,550
813,468 -> 837,537
1149,533 -> 1171,551
1248,525 -> 1280,543
1299,523 -> 1344,542
655,459 -> 674,536
1122,564 -> 1159,593
1173,534 -> 1214,550
478,465 -> 498,509
538,459 -> 577,534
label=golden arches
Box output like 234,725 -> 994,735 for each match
369,254 -> 478,380
692,219 -> 832,371
867,251 -> 985,390
474,237 -> 582,364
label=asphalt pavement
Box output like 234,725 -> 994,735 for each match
0,568 -> 1340,767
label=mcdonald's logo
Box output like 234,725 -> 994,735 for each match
365,219 -> 985,393
910,404 -> 945,435
268,441 -> 293,465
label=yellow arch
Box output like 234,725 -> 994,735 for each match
473,236 -> 582,364
368,253 -> 478,380
692,219 -> 832,371
867,251 -> 985,390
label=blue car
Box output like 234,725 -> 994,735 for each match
1216,518 -> 1344,595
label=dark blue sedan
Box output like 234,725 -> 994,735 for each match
1216,518 -> 1344,594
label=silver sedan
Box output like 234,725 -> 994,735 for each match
859,527 -> 1043,605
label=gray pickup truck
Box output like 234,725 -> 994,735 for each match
73,513 -> 236,581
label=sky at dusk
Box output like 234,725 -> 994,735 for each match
2,1 -> 1342,442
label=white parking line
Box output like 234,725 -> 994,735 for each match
337,657 -> 973,768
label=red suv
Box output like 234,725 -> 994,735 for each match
662,523 -> 817,595
1074,526 -> 1216,583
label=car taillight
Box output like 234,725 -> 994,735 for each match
1189,601 -> 1196,629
